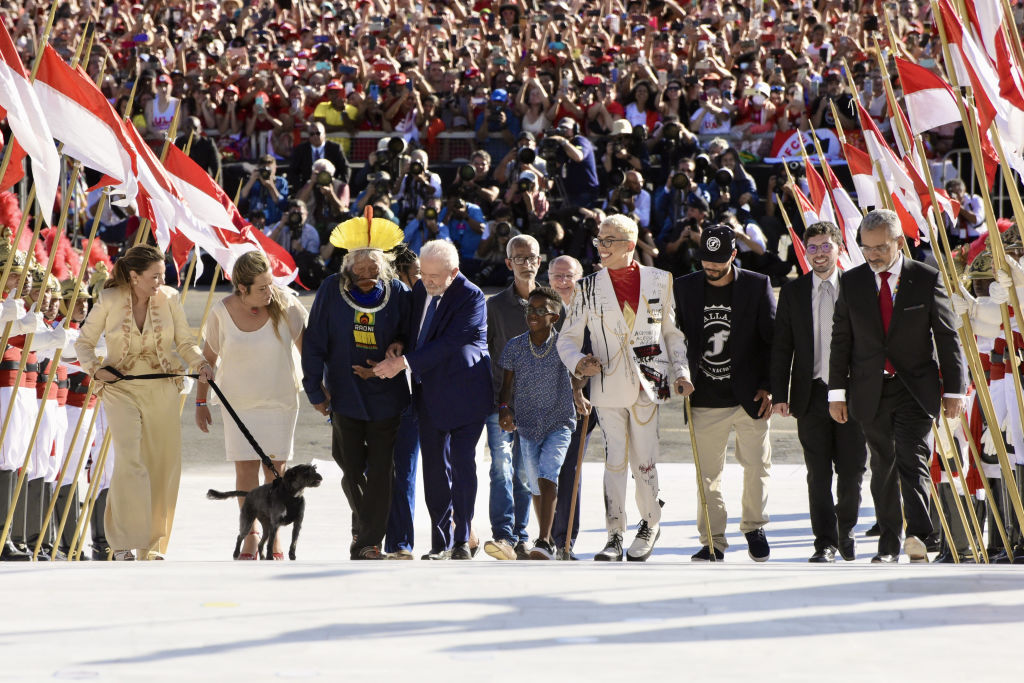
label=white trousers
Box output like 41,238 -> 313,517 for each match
598,394 -> 662,535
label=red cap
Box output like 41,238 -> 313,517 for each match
225,85 -> 240,94
157,74 -> 171,84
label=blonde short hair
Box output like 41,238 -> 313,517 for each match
600,214 -> 639,243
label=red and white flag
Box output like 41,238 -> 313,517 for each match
894,58 -> 961,136
821,159 -> 866,268
842,142 -> 880,211
162,143 -> 298,286
33,45 -> 138,203
803,158 -> 836,227
0,19 -> 59,223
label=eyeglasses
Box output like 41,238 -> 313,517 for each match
308,130 -> 323,137
592,237 -> 630,248
805,243 -> 834,254
666,86 -> 681,92
860,242 -> 894,255
510,255 -> 541,265
526,306 -> 555,316
548,273 -> 576,281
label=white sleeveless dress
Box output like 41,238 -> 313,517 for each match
205,296 -> 307,462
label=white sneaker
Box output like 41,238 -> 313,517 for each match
626,521 -> 661,562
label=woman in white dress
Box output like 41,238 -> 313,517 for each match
195,251 -> 307,560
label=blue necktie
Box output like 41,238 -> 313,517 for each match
417,296 -> 438,349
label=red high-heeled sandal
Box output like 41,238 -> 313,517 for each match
237,530 -> 259,561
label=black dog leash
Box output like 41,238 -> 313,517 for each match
100,366 -> 282,480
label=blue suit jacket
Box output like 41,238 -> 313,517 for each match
405,273 -> 493,431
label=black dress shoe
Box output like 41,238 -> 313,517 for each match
811,548 -> 835,565
925,533 -> 942,553
0,541 -> 30,562
870,553 -> 898,563
421,548 -> 452,560
450,542 -> 473,560
865,523 -> 880,537
838,538 -> 856,561
808,547 -> 836,563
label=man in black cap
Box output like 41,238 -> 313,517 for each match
674,224 -> 777,561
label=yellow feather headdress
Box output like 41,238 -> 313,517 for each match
329,206 -> 404,252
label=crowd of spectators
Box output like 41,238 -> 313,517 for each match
0,0 -> 1001,288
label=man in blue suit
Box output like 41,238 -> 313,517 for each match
374,240 -> 492,560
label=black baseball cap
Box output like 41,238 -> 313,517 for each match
700,224 -> 736,263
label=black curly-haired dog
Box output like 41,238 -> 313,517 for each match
207,463 -> 323,560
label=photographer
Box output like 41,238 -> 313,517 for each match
494,131 -> 548,187
646,116 -> 699,188
601,119 -> 645,184
394,149 -> 442,224
475,88 -> 521,164
296,158 -> 349,243
242,155 -> 289,224
289,122 -> 350,191
543,118 -> 600,209
351,136 -> 406,197
442,195 -> 487,272
660,195 -> 712,276
402,200 -> 451,255
502,169 -> 548,236
451,151 -> 500,213
654,157 -> 698,243
473,218 -> 518,287
605,170 -> 651,232
353,171 -> 395,218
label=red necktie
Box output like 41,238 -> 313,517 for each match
879,271 -> 895,374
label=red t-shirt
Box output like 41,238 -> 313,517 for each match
608,262 -> 640,317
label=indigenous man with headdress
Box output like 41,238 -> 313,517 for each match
301,208 -> 411,560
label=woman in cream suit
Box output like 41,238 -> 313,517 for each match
75,245 -> 213,561
557,215 -> 693,562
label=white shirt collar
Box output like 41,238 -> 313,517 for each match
811,267 -> 839,292
874,252 -> 904,288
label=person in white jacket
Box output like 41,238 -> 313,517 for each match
556,214 -> 693,562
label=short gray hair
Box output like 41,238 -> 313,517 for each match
339,248 -> 395,290
506,234 -> 540,258
861,209 -> 901,240
312,158 -> 336,176
420,239 -> 459,270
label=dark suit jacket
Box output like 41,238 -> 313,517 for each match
405,273 -> 493,431
174,134 -> 221,180
289,140 -> 351,190
771,272 -> 829,418
675,266 -> 777,419
828,258 -> 965,422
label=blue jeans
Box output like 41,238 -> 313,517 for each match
519,427 -> 573,496
486,412 -> 531,544
384,407 -> 419,553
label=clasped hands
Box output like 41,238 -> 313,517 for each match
363,342 -> 405,379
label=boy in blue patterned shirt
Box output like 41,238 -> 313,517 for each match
498,286 -> 582,559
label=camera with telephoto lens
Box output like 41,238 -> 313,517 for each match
518,176 -> 536,193
517,146 -> 537,165
368,171 -> 392,195
408,160 -> 425,177
316,171 -> 332,186
288,210 -> 303,227
670,171 -> 690,190
259,167 -> 272,180
423,207 -> 439,221
458,164 -> 477,182
495,221 -> 511,237
487,103 -> 505,126
538,129 -> 566,164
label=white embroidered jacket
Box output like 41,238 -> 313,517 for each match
557,265 -> 689,408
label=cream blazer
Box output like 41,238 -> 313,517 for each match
557,265 -> 689,408
75,284 -> 205,387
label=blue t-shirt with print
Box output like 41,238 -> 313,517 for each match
499,330 -> 576,442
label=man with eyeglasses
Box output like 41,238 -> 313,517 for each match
771,222 -> 868,563
557,215 -> 692,562
482,235 -> 544,561
289,122 -> 350,193
828,210 -> 966,563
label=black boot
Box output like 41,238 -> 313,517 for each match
55,484 -> 80,558
90,488 -> 109,561
25,478 -> 50,561
0,470 -> 30,562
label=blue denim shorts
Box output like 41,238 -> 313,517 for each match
518,427 -> 572,495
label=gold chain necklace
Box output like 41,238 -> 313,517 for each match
529,332 -> 555,359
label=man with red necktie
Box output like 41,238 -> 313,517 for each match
828,210 -> 967,564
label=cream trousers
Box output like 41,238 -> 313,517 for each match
599,394 -> 662,535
